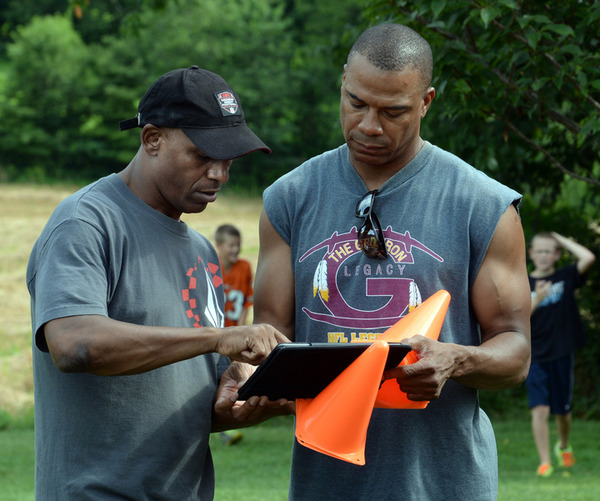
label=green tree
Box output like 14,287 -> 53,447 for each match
364,0 -> 599,189
0,0 -> 67,55
0,2 -> 295,183
0,14 -> 100,180
282,0 -> 364,164
0,0 -> 365,188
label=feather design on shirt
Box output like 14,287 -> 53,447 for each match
313,259 -> 329,302
408,281 -> 422,313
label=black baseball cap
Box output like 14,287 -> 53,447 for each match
119,66 -> 271,160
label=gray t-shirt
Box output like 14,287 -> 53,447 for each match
27,174 -> 225,500
264,142 -> 521,501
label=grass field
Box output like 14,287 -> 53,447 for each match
1,183 -> 599,500
1,415 -> 599,500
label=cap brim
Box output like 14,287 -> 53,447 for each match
183,125 -> 271,160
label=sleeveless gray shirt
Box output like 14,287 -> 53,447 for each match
264,142 -> 521,501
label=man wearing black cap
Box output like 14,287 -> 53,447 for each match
27,66 -> 290,500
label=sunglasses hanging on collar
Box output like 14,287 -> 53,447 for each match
355,189 -> 388,259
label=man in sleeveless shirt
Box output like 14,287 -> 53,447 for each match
250,24 -> 531,500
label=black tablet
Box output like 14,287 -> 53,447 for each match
237,342 -> 412,401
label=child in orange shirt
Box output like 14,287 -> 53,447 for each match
215,224 -> 254,328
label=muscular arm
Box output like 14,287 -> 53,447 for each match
253,208 -> 296,340
454,204 -> 531,389
44,315 -> 289,376
388,205 -> 531,399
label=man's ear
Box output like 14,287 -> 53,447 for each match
421,87 -> 436,118
140,124 -> 163,156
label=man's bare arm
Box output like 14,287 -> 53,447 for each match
454,204 -> 531,389
44,315 -> 289,376
253,207 -> 296,340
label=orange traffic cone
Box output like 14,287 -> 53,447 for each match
373,289 -> 451,409
295,340 -> 390,465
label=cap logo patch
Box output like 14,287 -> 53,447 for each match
215,91 -> 240,116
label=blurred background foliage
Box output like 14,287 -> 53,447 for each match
0,0 -> 362,187
0,0 -> 598,417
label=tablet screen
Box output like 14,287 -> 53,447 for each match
237,342 -> 412,401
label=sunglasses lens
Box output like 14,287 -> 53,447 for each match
357,218 -> 387,259
355,190 -> 377,217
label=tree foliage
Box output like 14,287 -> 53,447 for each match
364,0 -> 600,191
0,15 -> 101,180
0,0 -> 363,187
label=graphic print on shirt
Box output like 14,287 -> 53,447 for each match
181,256 -> 224,328
224,287 -> 246,323
300,226 -> 443,333
532,281 -> 565,308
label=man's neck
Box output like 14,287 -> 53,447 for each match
351,138 -> 424,191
